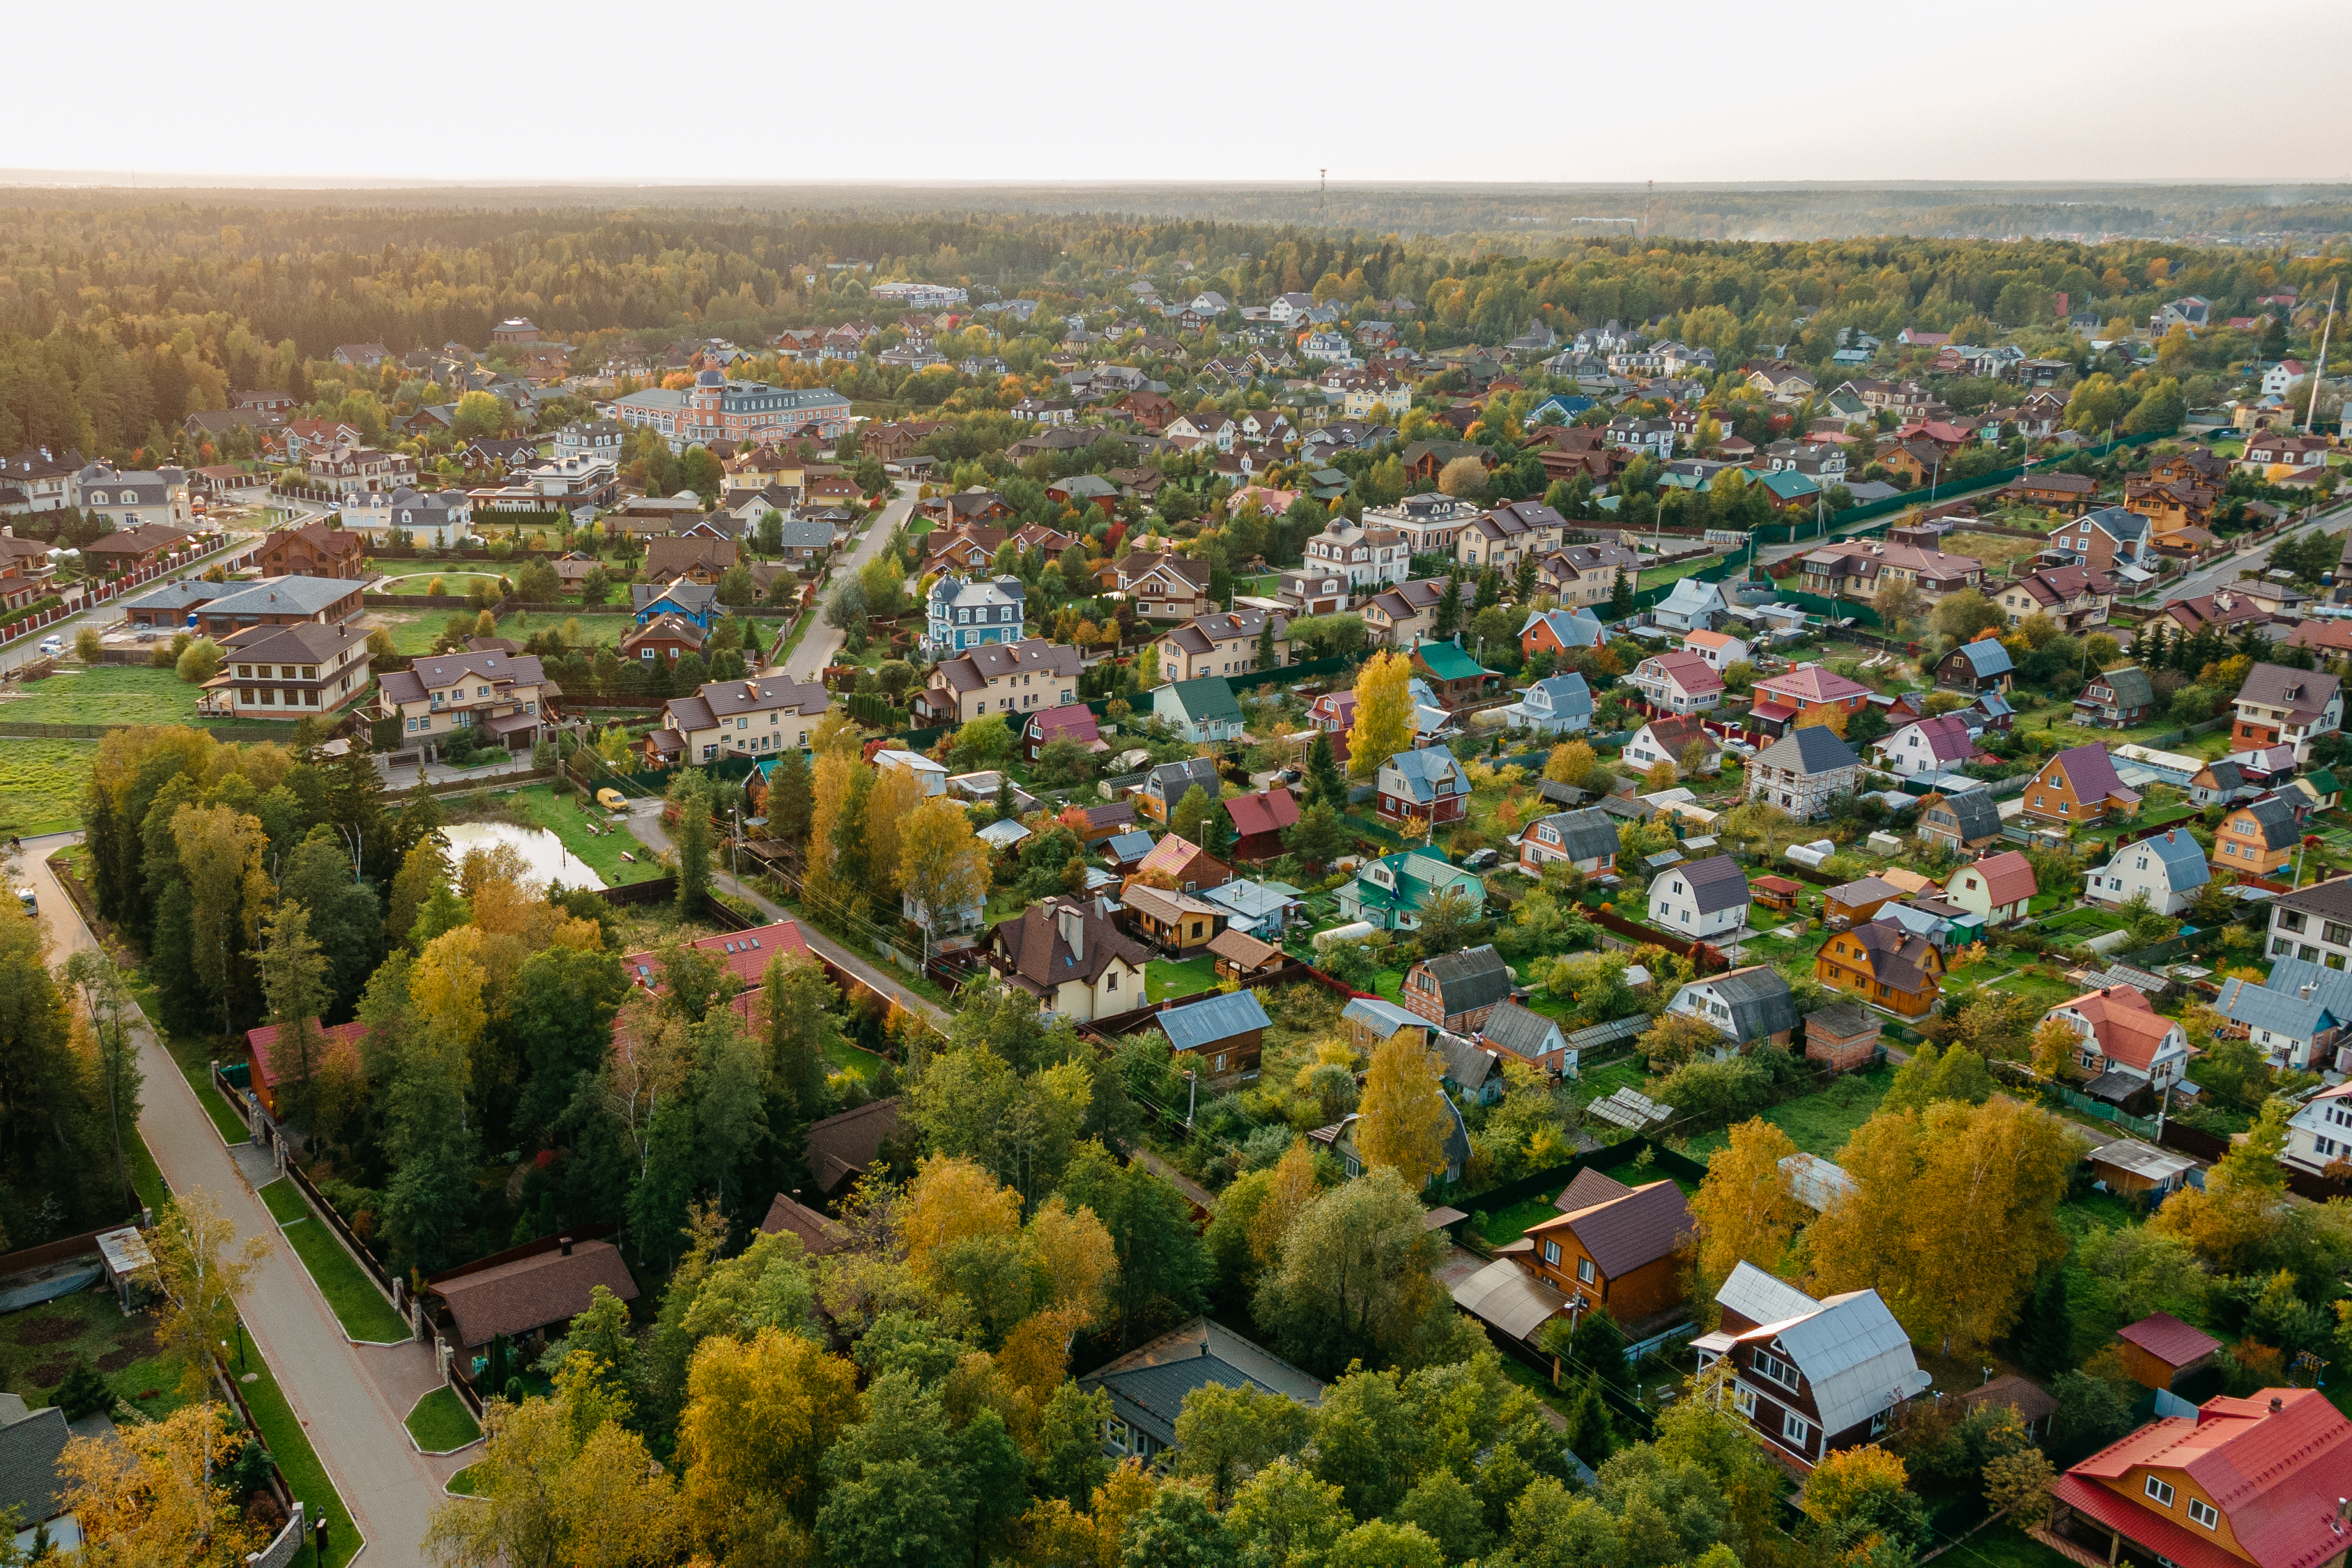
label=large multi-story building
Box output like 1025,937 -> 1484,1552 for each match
1364,491 -> 1482,558
305,443 -> 418,496
924,574 -> 1027,656
2231,663 -> 2343,762
1156,609 -> 1289,682
1301,519 -> 1409,589
200,621 -> 374,721
67,462 -> 192,531
649,674 -> 832,764
378,649 -> 555,757
911,638 -> 1081,725
610,370 -> 852,450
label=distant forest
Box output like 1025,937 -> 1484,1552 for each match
0,190 -> 2346,462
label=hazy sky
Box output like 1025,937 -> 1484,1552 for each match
15,0 -> 2352,187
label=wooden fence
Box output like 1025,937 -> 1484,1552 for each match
0,1217 -> 147,1277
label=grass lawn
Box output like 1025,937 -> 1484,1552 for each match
444,1463 -> 480,1496
0,664 -> 206,728
367,608 -> 468,654
380,572 -> 506,597
825,1040 -> 891,1083
405,1386 -> 483,1453
0,737 -> 97,833
1146,954 -> 1220,1001
256,1181 -> 409,1343
2038,907 -> 2128,938
1636,555 -> 1716,593
236,1321 -> 365,1568
1569,1055 -> 1652,1112
1684,1062 -> 1898,1160
1945,530 -> 2053,574
0,1287 -> 188,1427
1937,1520 -> 2077,1568
1991,969 -> 2086,1010
502,784 -> 664,886
1477,1192 -> 1566,1245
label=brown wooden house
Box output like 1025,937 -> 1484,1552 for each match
1507,1168 -> 1691,1328
254,521 -> 364,578
1118,882 -> 1224,957
1155,990 -> 1270,1086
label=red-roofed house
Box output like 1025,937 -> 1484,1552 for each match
2047,985 -> 2192,1093
1749,663 -> 1872,737
620,921 -> 811,997
243,1019 -> 368,1117
1629,650 -> 1724,714
1308,690 -> 1357,734
2049,1388 -> 2352,1568
1024,702 -> 1106,761
2116,1312 -> 2223,1390
1944,849 -> 2039,926
2023,743 -> 2143,827
1224,787 -> 1300,861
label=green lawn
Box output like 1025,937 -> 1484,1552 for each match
405,1386 -> 483,1453
1684,1062 -> 1898,1160
380,572 -> 506,597
444,1463 -> 480,1496
1477,1192 -> 1566,1246
502,784 -> 664,886
0,737 -> 96,832
1636,555 -> 1719,593
236,1320 -> 365,1568
256,1181 -> 410,1343
0,664 -> 208,728
826,1040 -> 891,1082
1146,954 -> 1220,1001
0,1287 -> 189,1427
1935,1520 -> 2076,1568
368,609 -> 468,654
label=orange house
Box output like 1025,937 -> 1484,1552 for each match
2022,743 -> 2143,827
1748,663 -> 1872,735
1815,921 -> 1943,1016
1505,1168 -> 1691,1327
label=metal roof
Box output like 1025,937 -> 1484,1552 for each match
1158,990 -> 1272,1052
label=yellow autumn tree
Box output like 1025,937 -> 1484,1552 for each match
678,1325 -> 859,1561
61,1401 -> 258,1567
1347,650 -> 1415,781
1248,1137 -> 1323,1267
1804,1443 -> 1912,1528
1354,1031 -> 1450,1187
1689,1118 -> 1806,1305
863,764 -> 925,897
898,1153 -> 1023,1286
1544,739 -> 1597,785
1796,702 -> 1850,738
148,1190 -> 270,1398
898,794 -> 991,935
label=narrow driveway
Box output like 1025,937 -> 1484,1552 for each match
778,484 -> 918,684
21,833 -> 448,1568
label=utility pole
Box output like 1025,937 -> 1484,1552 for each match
2308,280 -> 2339,436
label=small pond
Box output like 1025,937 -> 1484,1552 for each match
441,821 -> 605,891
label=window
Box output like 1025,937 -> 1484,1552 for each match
2145,1477 -> 2176,1507
1732,1385 -> 1756,1417
1752,1350 -> 1801,1393
1544,1241 -> 1560,1266
1781,1411 -> 1812,1450
1578,1257 -> 1596,1284
2188,1498 -> 2219,1530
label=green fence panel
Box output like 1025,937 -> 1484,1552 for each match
1768,589 -> 1886,629
1745,429 -> 2167,544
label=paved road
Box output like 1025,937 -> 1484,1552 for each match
778,484 -> 918,683
0,525 -> 280,677
18,833 -> 452,1568
2154,502 -> 2352,604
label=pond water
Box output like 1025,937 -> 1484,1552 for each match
441,821 -> 605,891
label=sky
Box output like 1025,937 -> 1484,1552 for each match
12,0 -> 2352,187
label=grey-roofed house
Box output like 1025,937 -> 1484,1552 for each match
1377,744 -> 1474,827
1403,943 -> 1513,1032
2086,827 -> 2210,916
1500,672 -> 1595,735
1518,806 -> 1620,876
1917,787 -> 2001,852
1479,999 -> 1573,1076
1136,756 -> 1223,824
1155,990 -> 1271,1084
2075,664 -> 2158,729
2217,960 -> 2352,1073
1692,1261 -> 1932,1470
1935,636 -> 2015,693
1647,852 -> 1751,941
1435,1031 -> 1507,1103
0,1392 -> 75,1553
1151,676 -> 1246,744
428,1239 -> 641,1351
1078,1317 -> 1324,1464
1666,964 -> 1799,1045
1745,725 -> 1863,820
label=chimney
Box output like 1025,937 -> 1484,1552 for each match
1055,902 -> 1084,963
559,1236 -> 574,1256
2271,1395 -> 2284,1413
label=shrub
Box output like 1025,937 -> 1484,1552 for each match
54,1359 -> 112,1419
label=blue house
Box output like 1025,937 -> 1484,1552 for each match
1500,672 -> 1594,735
1529,394 -> 1596,426
925,574 -> 1027,656
631,577 -> 720,631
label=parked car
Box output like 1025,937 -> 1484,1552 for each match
596,787 -> 629,810
36,635 -> 64,656
15,888 -> 35,915
1461,847 -> 1500,871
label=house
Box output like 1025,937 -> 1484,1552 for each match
2217,961 -> 2352,1074
2088,829 -> 2210,916
2087,1139 -> 2199,1200
1115,552 -> 1214,621
1521,608 -> 1611,659
1804,1002 -> 1882,1073
2215,794 -> 2303,879
1518,807 -> 1618,876
1359,579 -> 1450,647
379,649 -> 555,757
1121,882 -> 1227,958
1135,758 -> 1222,824
1208,928 -> 1289,985
1629,650 -> 1725,714
2075,666 -> 2160,729
1937,636 -> 2015,694
2049,1389 -> 2352,1568
1871,714 -> 1978,778
1157,991 -> 1270,1085
1078,1318 -> 1323,1468
427,1238 -> 640,1353
1666,965 -> 1799,1045
1223,788 -> 1300,861
1682,629 -> 1751,671
1744,726 -> 1863,820
643,535 -> 737,585
1538,543 -> 1642,609
1376,744 -> 1473,827
924,574 -> 1027,656
254,521 -> 364,579
2233,664 -> 2344,762
2284,1078 -> 2352,1172
630,577 -> 721,631
1409,640 -> 1502,708
1024,703 -> 1105,762
1336,849 -> 1487,931
912,639 -> 1082,727
1157,608 -> 1288,682
1401,944 -> 1512,1032
1748,664 -> 1873,737
1134,833 -> 1232,894
2267,877 -> 2352,967
2004,470 -> 2099,513
2047,985 -> 2192,1096
1479,1000 -> 1574,1077
1944,849 -> 2038,927
2112,1313 -> 2224,1394
1625,714 -> 1723,777
2001,566 -> 2119,634
1823,877 -> 1903,927
1650,577 -> 1729,635
1647,853 -> 1750,942
1691,1262 -> 1931,1470
206,621 -> 376,723
1075,803 -> 1137,845
1500,673 -> 1594,735
648,675 -> 830,765
1311,1096 -> 1473,1187
2022,744 -> 2142,827
1152,676 -> 1247,744
1302,518 -> 1411,589
987,896 -> 1151,1022
1434,1031 -> 1507,1104
1511,1171 -> 1693,1327
243,1017 -> 369,1117
1815,920 -> 1944,1016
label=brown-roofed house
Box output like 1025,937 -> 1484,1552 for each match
804,1097 -> 908,1199
644,535 -> 738,584
254,521 -> 364,578
429,1238 -> 640,1350
1515,1174 -> 1691,1326
760,1192 -> 849,1256
986,896 -> 1152,1022
1208,928 -> 1287,983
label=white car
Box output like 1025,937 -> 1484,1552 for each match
36,635 -> 64,656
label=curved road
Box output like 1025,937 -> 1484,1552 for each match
777,483 -> 918,683
16,833 -> 453,1567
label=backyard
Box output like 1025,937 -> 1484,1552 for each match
498,784 -> 666,887
1682,1060 -> 1898,1160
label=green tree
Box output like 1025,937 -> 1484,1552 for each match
254,898 -> 332,1135
668,769 -> 715,914
816,1371 -> 976,1568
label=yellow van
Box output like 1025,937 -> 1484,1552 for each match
596,787 -> 629,810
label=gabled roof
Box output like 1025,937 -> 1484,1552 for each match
1225,787 -> 1300,839
1886,714 -> 1976,764
2098,827 -> 2208,891
1952,638 -> 2015,677
1716,1259 -> 1819,1329
1720,1270 -> 1930,1438
1755,724 -> 1861,776
1526,1178 -> 1691,1280
1965,848 -> 2038,907
1415,944 -> 1512,1013
2094,665 -> 2158,709
1666,853 -> 1751,916
1641,649 -> 1725,693
2055,985 -> 2178,1071
1158,990 -> 1272,1052
1413,639 -> 1493,682
1479,999 -> 1565,1060
2218,975 -> 2337,1042
1079,1317 -> 1323,1452
2238,662 -> 2343,722
2043,743 -> 2139,807
1686,964 -> 1798,1041
1528,807 -> 1619,863
1757,663 -> 1871,703
1382,745 -> 1470,801
2231,793 -> 2303,852
431,1240 -> 640,1348
1162,676 -> 1245,725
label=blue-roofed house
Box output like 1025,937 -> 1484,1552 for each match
1200,877 -> 1300,936
925,574 -> 1027,656
1500,673 -> 1594,735
1156,990 -> 1272,1084
1937,636 -> 2015,694
2086,827 -> 2210,916
1520,608 -> 1608,658
1337,849 -> 1486,931
1376,744 -> 1472,826
1530,394 -> 1596,425
1100,828 -> 1157,871
2218,962 -> 2352,1073
1078,1317 -> 1324,1465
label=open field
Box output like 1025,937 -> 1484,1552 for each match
1945,530 -> 2053,573
0,664 -> 203,728
0,1286 -> 185,1425
1146,954 -> 1220,1001
376,572 -> 507,597
0,737 -> 96,832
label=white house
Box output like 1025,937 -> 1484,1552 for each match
1629,651 -> 1724,713
1666,965 -> 1798,1045
2267,877 -> 2352,967
873,748 -> 948,797
2085,827 -> 2209,916
2284,1081 -> 2352,1173
1499,673 -> 1594,735
1517,807 -> 1618,877
1942,849 -> 2038,928
2045,985 -> 2192,1092
1624,715 -> 1722,776
1650,577 -> 1727,633
1744,726 -> 1861,820
2217,960 -> 2351,1074
1647,853 -> 1751,941
1868,714 -> 1977,779
1680,629 -> 1750,670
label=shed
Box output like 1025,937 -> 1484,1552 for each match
2114,1311 -> 2222,1390
1156,990 -> 1271,1082
2089,1139 -> 2197,1198
1778,1151 -> 1859,1213
1342,996 -> 1427,1050
1207,928 -> 1287,983
1804,1001 -> 1882,1073
1958,1374 -> 2058,1442
1452,1256 -> 1573,1343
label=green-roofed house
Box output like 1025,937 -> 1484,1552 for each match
1335,849 -> 1489,931
1152,677 -> 1247,744
1410,639 -> 1502,707
2296,767 -> 2342,812
1756,468 -> 1820,505
1308,467 -> 1350,500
